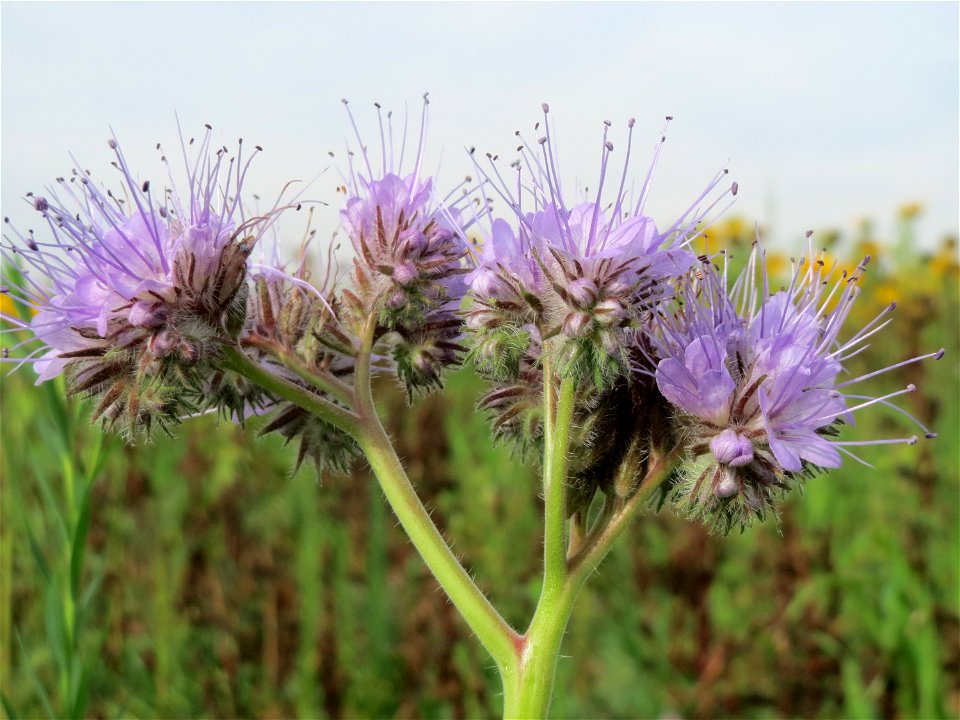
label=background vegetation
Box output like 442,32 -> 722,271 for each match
1,211 -> 957,719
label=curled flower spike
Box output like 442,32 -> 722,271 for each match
468,106 -> 737,387
334,97 -> 485,398
337,96 -> 482,331
1,125 -> 281,436
237,217 -> 360,472
647,243 -> 942,533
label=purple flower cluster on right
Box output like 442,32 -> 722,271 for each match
464,106 -> 942,532
644,245 -> 943,530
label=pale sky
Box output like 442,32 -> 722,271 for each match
2,2 -> 957,251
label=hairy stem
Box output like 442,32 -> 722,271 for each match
568,448 -> 681,585
240,335 -> 355,405
502,362 -> 577,718
542,362 -> 575,590
352,317 -> 521,675
221,346 -> 360,436
504,445 -> 681,718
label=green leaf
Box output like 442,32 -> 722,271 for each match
69,482 -> 92,602
68,663 -> 89,720
14,631 -> 56,720
23,519 -> 50,584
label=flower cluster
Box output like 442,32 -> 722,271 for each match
646,245 -> 942,532
465,106 -> 735,477
2,127 -> 271,436
335,97 -> 481,395
1,101 -> 941,529
466,106 -> 736,388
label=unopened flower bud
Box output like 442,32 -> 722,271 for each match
147,330 -> 178,358
472,268 -> 502,298
714,467 -> 739,498
412,349 -> 437,379
393,262 -> 418,287
178,339 -> 200,364
593,297 -> 626,327
129,301 -> 167,328
563,311 -> 592,338
568,278 -> 599,309
709,429 -> 754,467
466,311 -> 492,332
386,289 -> 407,310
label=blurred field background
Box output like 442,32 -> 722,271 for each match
1,210 -> 957,720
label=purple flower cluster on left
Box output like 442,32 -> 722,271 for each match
2,127 -> 278,435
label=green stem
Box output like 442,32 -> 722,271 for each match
504,448 -> 681,719
241,336 -> 354,406
503,576 -> 581,719
352,318 -> 521,674
502,362 -> 577,718
568,449 -> 680,586
541,363 -> 575,589
221,346 -> 360,436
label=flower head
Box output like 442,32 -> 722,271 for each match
333,97 -> 485,399
2,126 -> 276,434
337,96 -> 479,330
648,244 -> 942,532
467,106 -> 737,387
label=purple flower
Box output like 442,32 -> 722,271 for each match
337,97 -> 480,326
2,126 -> 279,432
648,246 -> 942,530
467,105 -> 736,381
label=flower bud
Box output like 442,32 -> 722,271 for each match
129,301 -> 167,328
568,278 -> 599,309
563,311 -> 593,338
393,262 -> 418,287
713,467 -> 739,498
147,329 -> 179,358
593,297 -> 626,327
386,289 -> 407,310
709,429 -> 754,467
472,268 -> 502,298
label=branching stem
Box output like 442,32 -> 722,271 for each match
352,317 -> 522,676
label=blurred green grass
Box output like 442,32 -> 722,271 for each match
1,216 -> 957,719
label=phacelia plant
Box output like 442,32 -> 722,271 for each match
1,101 -> 941,719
